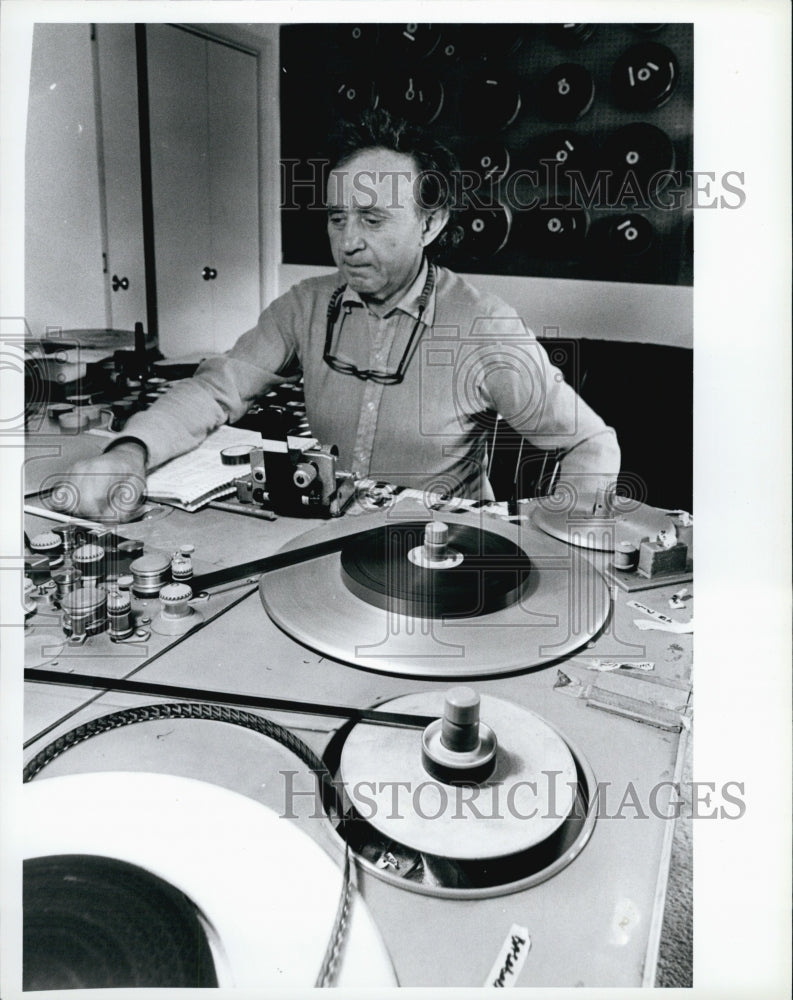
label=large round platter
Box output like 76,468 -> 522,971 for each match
531,506 -> 619,551
531,499 -> 676,553
23,771 -> 396,988
259,505 -> 610,678
338,691 -> 577,859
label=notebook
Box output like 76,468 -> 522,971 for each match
144,425 -> 263,512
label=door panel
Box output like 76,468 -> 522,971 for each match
147,25 -> 261,357
95,24 -> 147,332
147,25 -> 213,355
207,40 -> 261,351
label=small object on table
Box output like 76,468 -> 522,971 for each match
668,587 -> 690,610
47,404 -> 74,421
29,531 -> 65,570
170,545 -> 194,582
637,537 -> 687,578
612,540 -> 639,572
73,543 -> 106,586
221,445 -> 255,466
234,476 -> 255,503
129,552 -> 171,597
152,582 -> 202,636
52,568 -> 82,605
58,409 -> 90,432
61,585 -> 108,637
207,499 -> 277,521
107,586 -> 134,640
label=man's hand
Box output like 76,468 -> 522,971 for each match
51,442 -> 147,522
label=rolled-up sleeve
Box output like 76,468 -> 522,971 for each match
120,286 -> 303,469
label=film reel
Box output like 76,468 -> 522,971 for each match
259,505 -> 610,678
325,689 -> 598,898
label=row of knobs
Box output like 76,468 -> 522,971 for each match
457,206 -> 671,261
26,529 -> 199,639
334,23 -> 668,62
334,43 -> 680,128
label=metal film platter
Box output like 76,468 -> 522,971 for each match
324,689 -> 599,899
531,504 -> 618,551
531,496 -> 677,552
530,489 -> 622,552
259,505 -> 610,678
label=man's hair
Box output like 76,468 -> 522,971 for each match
328,108 -> 462,258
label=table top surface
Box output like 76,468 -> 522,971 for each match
18,419 -> 693,988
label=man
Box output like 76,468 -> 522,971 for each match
63,110 -> 619,520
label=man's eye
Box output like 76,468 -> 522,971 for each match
328,214 -> 345,227
363,216 -> 382,227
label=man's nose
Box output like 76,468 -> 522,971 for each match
341,217 -> 365,253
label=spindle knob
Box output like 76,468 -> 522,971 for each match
423,521 -> 449,560
421,687 -> 498,785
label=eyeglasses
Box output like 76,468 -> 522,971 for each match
323,265 -> 435,385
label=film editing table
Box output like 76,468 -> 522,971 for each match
21,424 -> 692,989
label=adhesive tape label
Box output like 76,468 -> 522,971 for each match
483,923 -> 531,988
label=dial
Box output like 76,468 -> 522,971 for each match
538,63 -> 595,122
458,202 -> 512,258
531,130 -> 596,187
459,72 -> 522,133
378,72 -> 444,125
601,123 -> 676,198
547,24 -> 597,47
523,204 -> 589,258
605,214 -> 655,256
461,141 -> 511,187
380,23 -> 442,60
331,76 -> 378,116
336,24 -> 379,53
612,43 -> 679,111
477,25 -> 525,59
434,26 -> 465,65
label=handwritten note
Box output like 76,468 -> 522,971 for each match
484,924 -> 531,987
627,599 -> 675,623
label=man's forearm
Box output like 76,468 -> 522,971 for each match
555,428 -> 621,500
104,437 -> 149,468
119,377 -> 229,469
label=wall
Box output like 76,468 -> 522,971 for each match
25,24 -> 108,336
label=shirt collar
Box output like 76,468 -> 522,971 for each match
339,257 -> 436,326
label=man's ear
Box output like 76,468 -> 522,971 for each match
420,206 -> 451,248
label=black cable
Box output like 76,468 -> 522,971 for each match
23,701 -> 342,817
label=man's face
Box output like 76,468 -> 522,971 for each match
326,147 -> 430,307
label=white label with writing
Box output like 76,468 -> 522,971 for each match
627,599 -> 675,624
484,924 -> 531,987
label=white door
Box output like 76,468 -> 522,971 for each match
205,38 -> 261,352
94,24 -> 148,332
146,25 -> 261,357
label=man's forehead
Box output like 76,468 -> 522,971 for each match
326,149 -> 419,210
